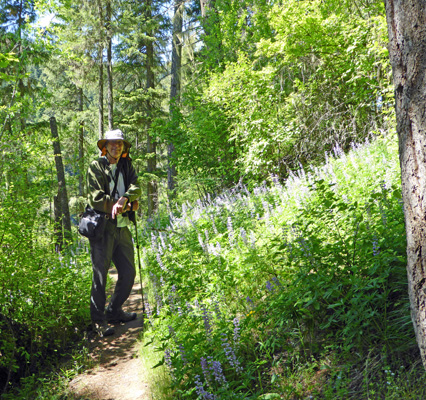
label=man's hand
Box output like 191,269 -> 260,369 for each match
112,196 -> 128,219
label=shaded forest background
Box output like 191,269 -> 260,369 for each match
1,0 -> 413,399
1,0 -> 392,222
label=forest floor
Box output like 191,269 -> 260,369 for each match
67,269 -> 150,400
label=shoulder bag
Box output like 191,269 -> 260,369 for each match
78,162 -> 120,240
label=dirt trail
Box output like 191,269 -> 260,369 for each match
68,269 -> 150,400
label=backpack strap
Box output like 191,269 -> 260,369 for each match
111,162 -> 121,199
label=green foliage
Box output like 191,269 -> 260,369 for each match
0,196 -> 92,392
138,134 -> 423,399
0,111 -> 92,394
170,0 -> 393,193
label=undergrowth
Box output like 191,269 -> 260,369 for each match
5,132 -> 426,400
139,132 -> 426,399
0,234 -> 92,398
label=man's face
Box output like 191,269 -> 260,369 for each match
106,140 -> 124,159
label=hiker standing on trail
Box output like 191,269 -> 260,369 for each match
87,129 -> 141,337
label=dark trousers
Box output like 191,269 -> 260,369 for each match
89,222 -> 136,322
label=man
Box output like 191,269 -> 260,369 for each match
87,129 -> 141,337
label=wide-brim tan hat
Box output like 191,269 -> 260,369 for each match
97,129 -> 131,151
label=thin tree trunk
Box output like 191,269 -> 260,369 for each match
50,117 -> 72,251
17,0 -> 26,132
97,0 -> 104,139
168,0 -> 183,199
200,0 -> 210,17
106,0 -> 113,130
385,0 -> 426,368
146,0 -> 158,215
78,87 -> 84,197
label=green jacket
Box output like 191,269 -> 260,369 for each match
87,156 -> 141,216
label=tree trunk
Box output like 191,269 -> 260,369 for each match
106,0 -> 113,130
200,0 -> 210,17
50,117 -> 72,251
146,0 -> 158,216
97,0 -> 104,140
53,195 -> 62,253
168,0 -> 183,199
385,0 -> 426,368
78,87 -> 85,197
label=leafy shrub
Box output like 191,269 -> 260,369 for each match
0,195 -> 92,393
140,134 -> 420,399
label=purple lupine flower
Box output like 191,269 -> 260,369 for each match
145,300 -> 153,325
215,242 -> 222,264
221,333 -> 243,373
201,303 -> 213,338
379,203 -> 388,226
209,244 -> 218,257
159,232 -> 167,251
194,375 -> 216,400
373,237 -> 380,256
208,358 -> 227,385
266,281 -> 274,292
156,253 -> 166,271
246,296 -> 254,307
250,231 -> 256,249
201,357 -> 212,386
240,228 -> 248,246
165,349 -> 174,378
296,236 -> 313,259
155,294 -> 163,315
198,233 -> 206,252
233,317 -> 240,347
178,343 -> 188,365
168,294 -> 175,311
209,213 -> 218,234
272,277 -> 282,288
227,216 -> 235,247
214,300 -> 222,321
151,232 -> 158,253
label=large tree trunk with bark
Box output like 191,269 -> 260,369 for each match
385,0 -> 426,367
50,117 -> 72,251
168,0 -> 183,199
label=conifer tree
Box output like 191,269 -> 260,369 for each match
168,0 -> 184,198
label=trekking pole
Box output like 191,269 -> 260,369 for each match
133,215 -> 146,317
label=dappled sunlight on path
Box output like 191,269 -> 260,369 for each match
68,269 -> 150,400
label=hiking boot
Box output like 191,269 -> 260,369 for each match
106,308 -> 137,324
93,321 -> 115,337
